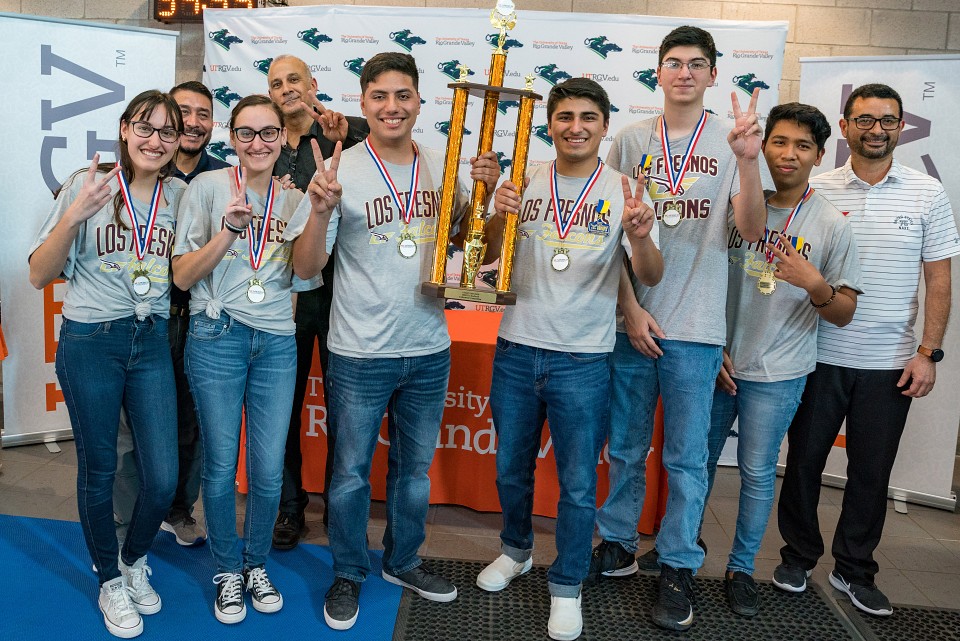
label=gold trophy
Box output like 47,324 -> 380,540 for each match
420,0 -> 541,305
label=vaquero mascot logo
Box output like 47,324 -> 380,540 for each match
316,93 -> 333,103
486,33 -> 523,51
344,57 -> 366,78
533,124 -> 553,147
207,142 -> 237,162
497,100 -> 520,115
535,64 -> 572,86
209,29 -> 243,51
297,28 -> 332,50
496,151 -> 512,175
438,59 -> 474,81
584,36 -> 622,59
732,73 -> 770,95
253,58 -> 274,75
435,121 -> 472,137
633,68 -> 658,92
212,86 -> 242,108
389,29 -> 426,52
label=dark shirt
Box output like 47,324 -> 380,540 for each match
170,149 -> 231,307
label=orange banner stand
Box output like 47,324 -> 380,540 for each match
239,310 -> 667,535
0,323 -> 7,361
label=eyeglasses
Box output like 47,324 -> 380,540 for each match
849,115 -> 902,131
130,121 -> 181,143
232,127 -> 281,143
659,60 -> 712,72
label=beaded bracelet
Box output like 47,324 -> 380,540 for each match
811,284 -> 837,309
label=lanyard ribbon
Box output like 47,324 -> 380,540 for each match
365,139 -> 420,225
550,158 -> 604,241
765,184 -> 812,263
233,166 -> 275,271
659,110 -> 708,195
115,163 -> 161,261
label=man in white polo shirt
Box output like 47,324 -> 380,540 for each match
776,83 -> 959,616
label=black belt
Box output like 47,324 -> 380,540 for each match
169,304 -> 190,317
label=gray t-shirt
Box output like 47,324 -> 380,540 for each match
725,190 -> 863,382
173,167 -> 304,335
30,172 -> 186,322
285,143 -> 469,357
499,162 -> 644,353
607,115 -> 770,346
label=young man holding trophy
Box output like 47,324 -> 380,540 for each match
476,77 -> 663,641
283,52 -> 499,631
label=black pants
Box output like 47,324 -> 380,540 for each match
778,363 -> 912,585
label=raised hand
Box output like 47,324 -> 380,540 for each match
470,150 -> 501,198
225,170 -> 253,229
621,174 -> 654,241
307,139 -> 342,217
727,87 -> 762,160
767,232 -> 822,292
67,154 -> 120,223
299,95 -> 349,143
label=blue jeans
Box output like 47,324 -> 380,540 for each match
491,339 -> 609,598
56,316 -> 178,584
185,312 -> 296,573
706,377 -> 806,575
326,349 -> 450,582
597,337 -> 721,572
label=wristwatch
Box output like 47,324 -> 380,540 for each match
917,345 -> 945,362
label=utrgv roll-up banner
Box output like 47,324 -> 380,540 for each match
0,13 -> 177,447
797,55 -> 960,510
202,5 -> 787,312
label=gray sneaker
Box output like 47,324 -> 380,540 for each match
160,516 -> 206,547
383,565 -> 458,602
829,570 -> 893,616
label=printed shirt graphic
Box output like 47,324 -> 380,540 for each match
173,168 -> 305,336
606,115 -> 773,346
725,191 -> 863,382
284,143 -> 470,358
30,172 -> 186,323
812,159 -> 960,369
499,162 -> 654,353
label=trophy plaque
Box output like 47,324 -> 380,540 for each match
420,1 -> 541,305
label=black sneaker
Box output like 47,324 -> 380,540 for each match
651,565 -> 695,631
725,571 -> 759,617
382,564 -> 458,602
324,577 -> 361,630
272,512 -> 305,550
587,540 -> 638,584
637,538 -> 707,572
212,572 -> 246,624
772,563 -> 811,593
244,566 -> 283,613
828,570 -> 893,616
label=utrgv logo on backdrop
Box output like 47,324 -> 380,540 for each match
496,152 -> 512,175
486,33 -> 523,50
389,29 -> 426,52
344,57 -> 366,77
209,29 -> 243,51
212,86 -> 242,108
534,64 -> 572,86
316,93 -> 333,103
732,73 -> 769,95
633,69 -> 658,92
435,121 -> 472,137
253,58 -> 273,75
533,125 -> 553,147
207,142 -> 237,162
297,28 -> 332,50
584,36 -> 622,59
208,64 -> 241,73
438,60 -> 474,81
497,100 -> 520,115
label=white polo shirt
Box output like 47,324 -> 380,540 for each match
812,159 -> 960,370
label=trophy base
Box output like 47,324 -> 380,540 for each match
421,282 -> 517,306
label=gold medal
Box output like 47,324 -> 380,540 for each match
132,264 -> 151,297
757,266 -> 776,296
398,231 -> 417,258
247,278 -> 266,303
551,246 -> 570,272
661,202 -> 682,228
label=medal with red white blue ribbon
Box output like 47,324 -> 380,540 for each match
758,184 -> 812,296
549,158 -> 603,271
659,110 -> 708,227
115,162 -> 162,297
365,139 -> 420,258
233,166 -> 275,303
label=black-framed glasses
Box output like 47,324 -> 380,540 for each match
659,59 -> 712,72
232,126 -> 281,143
849,115 -> 902,131
131,120 -> 181,143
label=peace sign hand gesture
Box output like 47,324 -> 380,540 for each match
307,139 -> 342,218
300,95 -> 349,143
621,174 -> 654,241
225,169 -> 254,230
766,232 -> 822,292
66,154 -> 120,224
727,87 -> 762,160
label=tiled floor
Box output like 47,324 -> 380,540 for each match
1,440 -> 958,612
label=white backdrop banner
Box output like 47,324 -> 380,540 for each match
0,14 -> 178,447
792,55 -> 960,509
201,5 -> 787,310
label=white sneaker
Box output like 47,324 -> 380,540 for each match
477,554 -> 533,592
119,556 -> 161,615
99,577 -> 143,638
213,573 -> 247,624
547,595 -> 582,641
